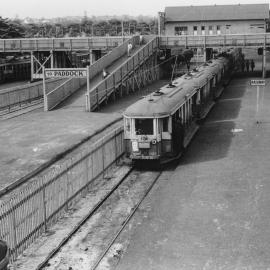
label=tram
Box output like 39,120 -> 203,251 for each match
0,60 -> 31,83
123,49 -> 240,164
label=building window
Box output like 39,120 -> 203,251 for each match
209,25 -> 213,35
193,26 -> 198,36
201,26 -> 205,35
217,25 -> 221,35
175,26 -> 188,35
226,25 -> 231,34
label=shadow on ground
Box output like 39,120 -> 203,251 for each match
180,78 -> 246,164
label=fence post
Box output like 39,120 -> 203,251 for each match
85,153 -> 89,186
102,140 -> 105,177
115,130 -> 118,165
11,199 -> 18,258
65,163 -> 69,211
113,74 -> 116,101
42,177 -> 47,232
96,87 -> 99,110
43,67 -> 48,111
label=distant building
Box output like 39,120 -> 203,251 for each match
160,4 -> 269,36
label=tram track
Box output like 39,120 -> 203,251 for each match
36,165 -> 174,270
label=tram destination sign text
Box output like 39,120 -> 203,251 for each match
250,79 -> 265,86
45,69 -> 87,78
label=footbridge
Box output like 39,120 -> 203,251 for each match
1,33 -> 269,113
1,33 -> 270,52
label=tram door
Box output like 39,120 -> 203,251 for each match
172,110 -> 184,154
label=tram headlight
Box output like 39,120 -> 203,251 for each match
152,139 -> 157,145
132,141 -> 139,152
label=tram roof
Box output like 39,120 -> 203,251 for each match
123,57 -> 228,118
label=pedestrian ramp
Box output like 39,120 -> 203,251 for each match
86,36 -> 159,111
43,36 -> 139,111
43,35 -> 159,112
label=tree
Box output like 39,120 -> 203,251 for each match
0,17 -> 25,38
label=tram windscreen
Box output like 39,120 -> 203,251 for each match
135,119 -> 153,135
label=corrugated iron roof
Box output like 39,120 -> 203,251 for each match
165,4 -> 269,22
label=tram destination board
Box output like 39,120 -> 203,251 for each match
250,79 -> 265,86
45,68 -> 87,78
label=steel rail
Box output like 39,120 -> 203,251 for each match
91,170 -> 163,270
36,166 -> 134,270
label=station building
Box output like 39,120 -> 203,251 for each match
160,4 -> 269,36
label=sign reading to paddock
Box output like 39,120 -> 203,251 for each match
250,79 -> 265,86
45,68 -> 87,78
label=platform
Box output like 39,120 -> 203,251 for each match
0,80 -> 169,192
114,76 -> 270,269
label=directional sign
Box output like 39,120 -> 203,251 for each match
45,68 -> 87,78
250,79 -> 265,86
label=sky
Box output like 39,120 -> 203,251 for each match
1,0 -> 269,19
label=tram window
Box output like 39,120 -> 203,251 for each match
135,119 -> 153,135
163,117 -> 169,132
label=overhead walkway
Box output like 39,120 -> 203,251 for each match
0,36 -> 130,52
159,33 -> 270,48
46,36 -> 159,112
1,34 -> 270,53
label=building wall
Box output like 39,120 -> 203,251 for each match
165,20 -> 266,35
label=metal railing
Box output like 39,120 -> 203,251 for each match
45,77 -> 86,111
44,36 -> 138,111
159,33 -> 270,48
88,36 -> 159,111
0,79 -> 64,113
1,33 -> 270,53
88,36 -> 139,79
0,125 -> 124,262
0,37 -> 131,52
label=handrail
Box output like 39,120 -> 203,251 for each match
93,36 -> 157,90
45,78 -> 85,111
1,33 -> 270,52
88,36 -> 138,79
89,36 -> 159,110
46,78 -> 71,96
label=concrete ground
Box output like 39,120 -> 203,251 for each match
113,75 -> 270,269
0,79 -> 169,191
